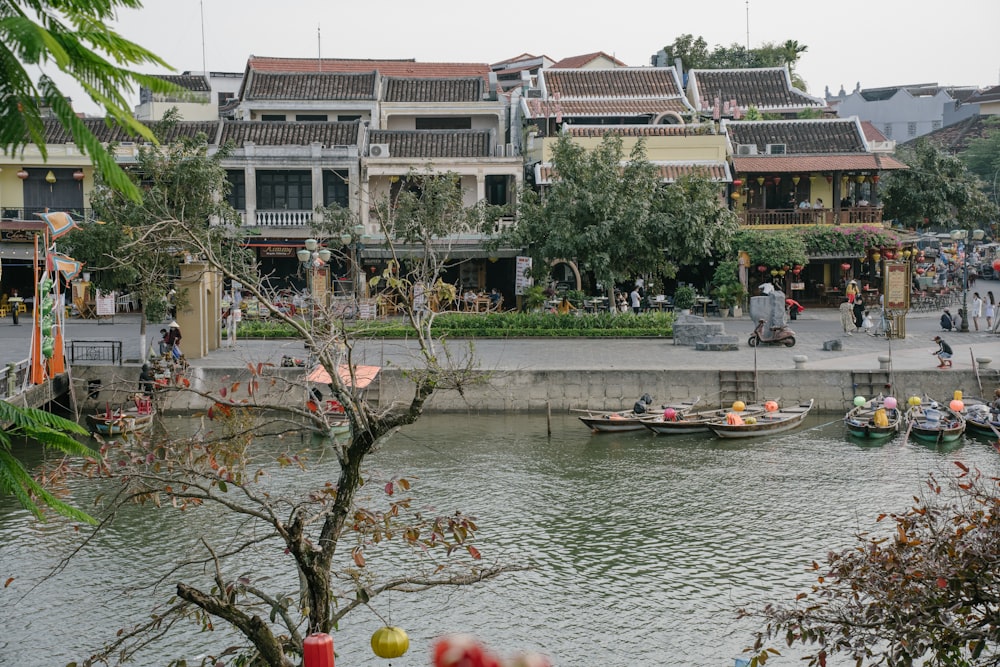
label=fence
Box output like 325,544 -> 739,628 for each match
68,340 -> 123,365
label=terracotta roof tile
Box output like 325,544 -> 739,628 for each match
367,129 -> 492,158
41,118 -> 218,144
859,121 -> 889,143
245,72 -> 376,100
968,85 -> 1000,104
551,51 -> 628,68
248,56 -> 491,82
688,68 -> 824,111
725,119 -> 867,153
382,77 -> 486,103
732,154 -> 908,172
525,98 -> 690,118
220,120 -> 360,146
150,74 -> 210,92
543,67 -> 681,98
565,124 -> 716,138
535,161 -> 728,184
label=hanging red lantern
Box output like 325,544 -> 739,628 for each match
73,169 -> 85,181
757,265 -> 767,273
826,175 -> 833,184
993,259 -> 1000,272
732,179 -> 743,188
773,176 -> 781,186
841,263 -> 851,271
16,168 -> 28,180
871,174 -> 880,184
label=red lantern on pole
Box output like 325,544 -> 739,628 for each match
304,633 -> 334,667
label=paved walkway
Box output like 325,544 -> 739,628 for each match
4,281 -> 1000,375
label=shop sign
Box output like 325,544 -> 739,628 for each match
260,246 -> 295,258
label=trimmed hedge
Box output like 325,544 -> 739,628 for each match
232,311 -> 674,339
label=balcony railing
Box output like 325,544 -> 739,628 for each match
738,207 -> 883,227
1,207 -> 96,222
252,210 -> 314,227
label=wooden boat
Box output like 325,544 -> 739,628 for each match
959,402 -> 999,437
87,396 -> 155,436
577,397 -> 700,433
844,397 -> 901,440
643,404 -> 767,436
707,400 -> 814,439
905,402 -> 965,443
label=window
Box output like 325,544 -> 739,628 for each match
218,92 -> 235,108
338,114 -> 361,122
932,120 -> 942,130
295,114 -> 328,122
485,175 -> 508,206
907,122 -> 917,137
226,170 -> 246,209
323,170 -> 350,208
257,171 -> 312,210
883,124 -> 892,138
261,114 -> 286,121
415,117 -> 472,130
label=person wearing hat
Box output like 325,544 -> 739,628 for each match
932,336 -> 953,368
164,321 -> 182,359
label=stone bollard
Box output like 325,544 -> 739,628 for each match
793,354 -> 808,370
878,355 -> 892,370
977,357 -> 992,370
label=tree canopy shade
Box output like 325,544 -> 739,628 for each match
500,133 -> 738,290
0,0 -> 181,201
881,138 -> 1000,230
960,118 -> 1000,202
661,34 -> 809,89
740,463 -> 1000,667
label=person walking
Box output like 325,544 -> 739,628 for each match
932,335 -> 953,369
629,287 -> 641,314
987,291 -> 996,332
971,292 -> 983,331
852,297 -> 865,333
846,280 -> 859,305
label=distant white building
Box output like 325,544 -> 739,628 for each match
827,82 -> 980,141
134,71 -> 243,121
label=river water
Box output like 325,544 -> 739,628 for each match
2,412 -> 998,667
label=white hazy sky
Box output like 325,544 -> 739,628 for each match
55,0 -> 1000,115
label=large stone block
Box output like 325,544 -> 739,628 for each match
673,315 -> 726,347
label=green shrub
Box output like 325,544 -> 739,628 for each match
673,285 -> 696,311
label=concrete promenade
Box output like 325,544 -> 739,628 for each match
7,279 -> 1000,413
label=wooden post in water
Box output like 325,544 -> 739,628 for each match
546,401 -> 552,437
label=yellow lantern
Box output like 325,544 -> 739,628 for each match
954,390 -> 963,401
856,174 -> 866,183
756,176 -> 765,186
371,626 -> 409,659
732,400 -> 746,412
731,191 -> 741,200
770,269 -> 779,276
872,252 -> 881,262
908,396 -> 922,407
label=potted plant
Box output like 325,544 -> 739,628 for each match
713,283 -> 748,318
673,285 -> 695,314
522,285 -> 547,311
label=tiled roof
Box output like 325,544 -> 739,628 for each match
543,68 -> 681,98
860,121 -> 889,143
688,68 -> 824,111
150,74 -> 210,92
968,85 -> 1000,104
244,72 -> 376,100
220,120 -> 360,146
725,119 -> 867,153
382,77 -> 486,103
906,114 -> 997,152
524,98 -> 691,118
551,51 -> 628,68
535,160 -> 729,185
732,154 -> 908,172
41,118 -> 218,144
247,56 -> 491,81
565,124 -> 716,138
367,129 -> 492,158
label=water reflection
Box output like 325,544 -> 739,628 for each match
1,413 -> 997,666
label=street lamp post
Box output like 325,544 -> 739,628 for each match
297,238 -> 331,330
339,224 -> 367,299
949,229 -> 984,332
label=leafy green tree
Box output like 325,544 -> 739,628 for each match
1,0 -> 182,201
733,229 -> 808,270
64,111 -> 244,356
503,133 -> 738,293
0,402 -> 93,523
882,138 -> 999,230
662,34 -> 809,89
960,118 -> 1000,203
741,462 -> 1000,667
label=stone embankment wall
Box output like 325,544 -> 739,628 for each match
71,363 -> 999,415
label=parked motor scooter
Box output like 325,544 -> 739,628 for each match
747,319 -> 796,347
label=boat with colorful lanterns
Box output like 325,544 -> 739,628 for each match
706,399 -> 814,439
643,400 -> 767,436
844,394 -> 901,440
904,395 -> 966,443
576,396 -> 700,433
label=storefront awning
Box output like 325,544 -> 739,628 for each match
0,243 -> 36,261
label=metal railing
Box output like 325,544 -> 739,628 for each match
68,340 -> 123,365
1,207 -> 96,222
738,207 -> 884,227
253,210 -> 314,227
